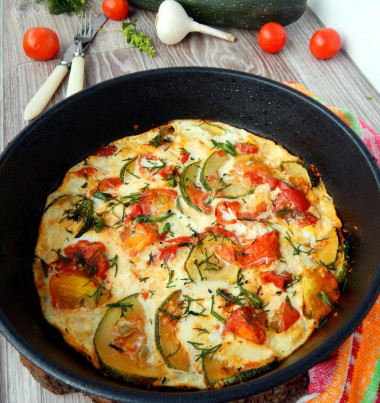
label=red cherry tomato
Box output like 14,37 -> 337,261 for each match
102,0 -> 130,21
309,28 -> 341,60
276,299 -> 301,332
258,22 -> 287,54
260,270 -> 292,291
225,306 -> 267,344
23,27 -> 60,61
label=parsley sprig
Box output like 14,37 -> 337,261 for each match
122,21 -> 155,58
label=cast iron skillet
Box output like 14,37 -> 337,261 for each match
0,68 -> 379,402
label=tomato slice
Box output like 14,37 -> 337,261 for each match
90,144 -> 118,157
187,187 -> 212,214
215,201 -> 241,225
225,306 -> 266,344
235,142 -> 259,154
260,271 -> 292,291
121,223 -> 160,256
214,231 -> 280,267
158,164 -> 177,178
74,167 -> 98,177
63,240 -> 110,279
49,272 -> 108,309
242,162 -> 278,190
159,236 -> 195,261
275,182 -> 310,213
214,230 -> 280,268
126,188 -> 177,221
180,152 -> 190,164
276,299 -> 301,332
90,177 -> 123,196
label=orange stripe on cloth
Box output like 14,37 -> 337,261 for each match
310,296 -> 380,403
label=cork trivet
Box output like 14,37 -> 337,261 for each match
20,354 -> 309,402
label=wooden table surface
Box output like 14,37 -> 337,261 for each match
1,1 -> 379,402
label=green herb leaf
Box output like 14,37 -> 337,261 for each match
133,211 -> 174,223
36,0 -> 86,15
317,291 -> 336,309
122,20 -> 155,58
211,139 -> 236,156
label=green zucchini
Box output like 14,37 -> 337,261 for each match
155,290 -> 190,371
130,0 -> 307,30
179,160 -> 202,212
334,239 -> 349,284
280,161 -> 320,190
185,235 -> 239,283
200,151 -> 252,199
203,352 -> 276,388
94,293 -> 164,384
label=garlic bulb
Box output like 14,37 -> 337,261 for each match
155,0 -> 236,45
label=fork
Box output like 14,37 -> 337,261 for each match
66,11 -> 92,98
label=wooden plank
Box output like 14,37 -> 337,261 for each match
1,1 -> 379,402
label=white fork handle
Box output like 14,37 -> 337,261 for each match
23,65 -> 69,121
66,56 -> 85,98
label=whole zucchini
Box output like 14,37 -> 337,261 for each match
130,0 -> 307,29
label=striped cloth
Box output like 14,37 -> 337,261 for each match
284,82 -> 380,403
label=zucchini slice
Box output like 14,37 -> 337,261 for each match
312,228 -> 339,266
280,161 -> 319,190
155,290 -> 190,371
179,161 -> 202,212
200,151 -> 251,198
199,122 -> 226,136
203,351 -> 276,388
185,235 -> 239,283
334,239 -> 349,284
94,293 -> 164,384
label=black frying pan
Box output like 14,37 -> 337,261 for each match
0,68 -> 379,402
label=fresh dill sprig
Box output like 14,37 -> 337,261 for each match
37,0 -> 86,15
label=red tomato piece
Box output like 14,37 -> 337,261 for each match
90,177 -> 123,196
258,22 -> 287,54
214,230 -> 280,268
215,150 -> 227,158
187,187 -> 212,214
297,212 -> 319,227
180,152 -> 190,164
74,167 -> 98,177
90,144 -> 118,157
260,271 -> 292,291
235,142 -> 259,154
102,0 -> 130,21
275,182 -> 311,213
121,223 -> 160,256
158,164 -> 177,178
23,27 -> 60,61
242,163 -> 279,190
225,306 -> 266,344
62,240 -> 110,280
277,299 -> 301,332
239,230 -> 281,267
310,28 -> 341,60
215,201 -> 241,225
159,236 -> 196,260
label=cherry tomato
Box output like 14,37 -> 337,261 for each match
258,22 -> 287,54
74,166 -> 98,177
121,223 -> 160,256
187,187 -> 212,214
215,201 -> 241,225
91,144 -> 118,157
275,182 -> 311,213
159,236 -> 195,261
310,28 -> 341,60
276,299 -> 301,332
214,230 -> 281,268
234,142 -> 259,154
102,0 -> 130,21
23,27 -> 60,61
225,306 -> 266,344
260,270 -> 292,291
